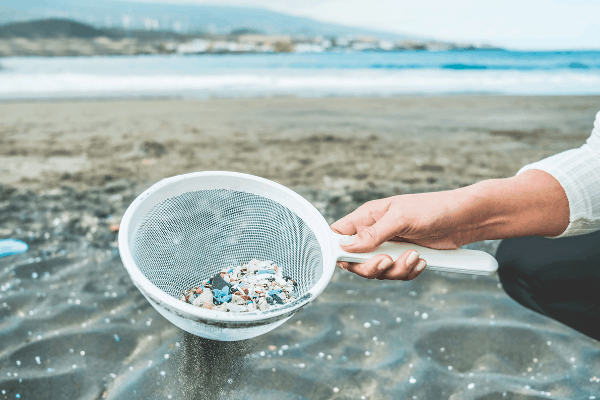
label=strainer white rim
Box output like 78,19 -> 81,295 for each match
119,171 -> 336,324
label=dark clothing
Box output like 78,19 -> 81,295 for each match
496,230 -> 600,341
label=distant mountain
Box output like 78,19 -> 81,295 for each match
0,0 -> 414,40
0,19 -> 117,38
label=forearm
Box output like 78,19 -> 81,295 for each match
456,170 -> 570,242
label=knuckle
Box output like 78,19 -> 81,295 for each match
364,266 -> 380,279
362,226 -> 379,244
396,265 -> 411,280
363,199 -> 377,207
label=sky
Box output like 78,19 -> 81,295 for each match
141,0 -> 600,49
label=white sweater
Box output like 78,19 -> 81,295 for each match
518,111 -> 600,238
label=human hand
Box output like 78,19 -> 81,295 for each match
330,170 -> 570,281
330,190 -> 472,280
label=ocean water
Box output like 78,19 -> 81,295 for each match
0,51 -> 599,99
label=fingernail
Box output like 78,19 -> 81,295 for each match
339,235 -> 355,246
416,260 -> 427,272
336,262 -> 346,270
378,258 -> 393,271
406,251 -> 419,266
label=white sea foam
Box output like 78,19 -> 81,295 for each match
1,69 -> 599,99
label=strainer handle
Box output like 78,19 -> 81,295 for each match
331,233 -> 498,275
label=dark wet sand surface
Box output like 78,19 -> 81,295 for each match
1,96 -> 600,399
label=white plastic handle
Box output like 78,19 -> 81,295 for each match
330,233 -> 498,275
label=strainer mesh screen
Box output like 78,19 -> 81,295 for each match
130,189 -> 323,299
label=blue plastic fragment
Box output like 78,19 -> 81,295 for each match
267,289 -> 281,295
227,268 -> 234,274
257,270 -> 275,274
247,300 -> 253,304
220,294 -> 232,303
213,286 -> 233,303
0,239 -> 28,258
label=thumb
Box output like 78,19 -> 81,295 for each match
340,213 -> 400,253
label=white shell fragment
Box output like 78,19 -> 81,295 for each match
178,260 -> 298,313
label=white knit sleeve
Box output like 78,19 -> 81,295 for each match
517,111 -> 600,238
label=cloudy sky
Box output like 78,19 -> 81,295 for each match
146,0 -> 600,49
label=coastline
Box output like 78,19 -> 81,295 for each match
2,52 -> 600,100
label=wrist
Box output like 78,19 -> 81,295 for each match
446,182 -> 502,244
458,170 -> 570,241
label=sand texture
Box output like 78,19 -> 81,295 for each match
1,96 -> 598,193
1,96 -> 600,399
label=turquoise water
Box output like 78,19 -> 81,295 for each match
1,51 -> 599,99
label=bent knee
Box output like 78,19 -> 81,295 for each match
496,236 -> 553,279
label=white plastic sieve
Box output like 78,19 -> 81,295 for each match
119,171 -> 497,341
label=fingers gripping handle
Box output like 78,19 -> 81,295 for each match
332,233 -> 498,276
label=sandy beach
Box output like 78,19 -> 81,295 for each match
1,95 -> 600,399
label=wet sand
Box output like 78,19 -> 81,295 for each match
1,96 -> 600,399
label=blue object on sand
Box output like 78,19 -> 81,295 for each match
0,239 -> 28,258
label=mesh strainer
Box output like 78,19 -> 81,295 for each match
119,171 -> 497,341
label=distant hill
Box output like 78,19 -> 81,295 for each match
0,0 -> 415,40
0,19 -> 117,38
0,18 -> 192,41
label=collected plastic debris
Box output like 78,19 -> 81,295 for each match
0,239 -> 28,258
179,259 -> 298,312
